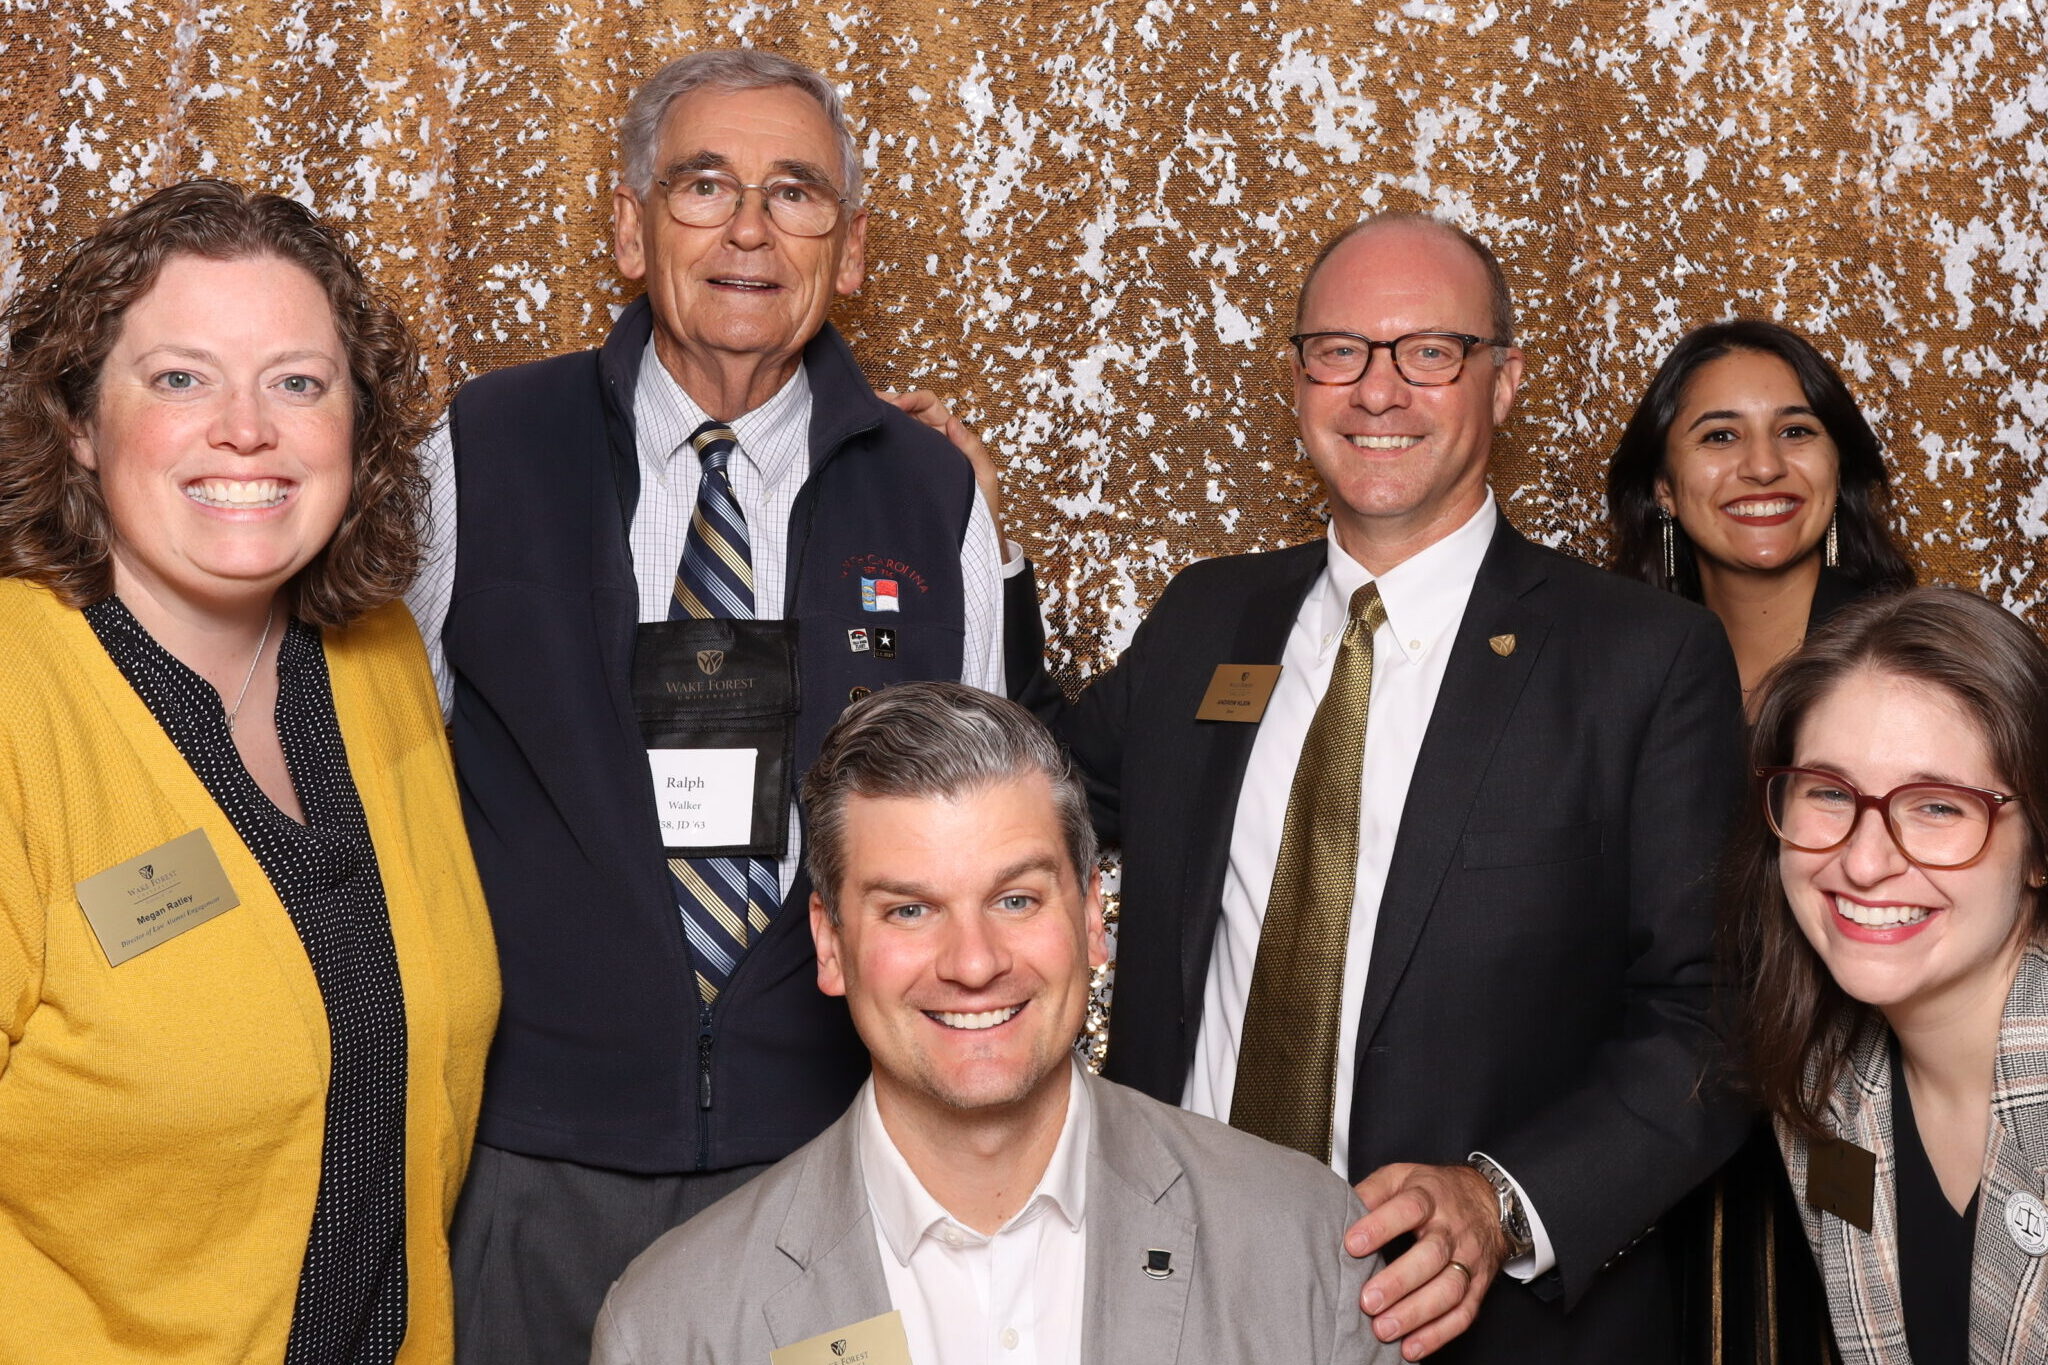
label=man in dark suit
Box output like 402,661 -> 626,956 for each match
1050,215 -> 1751,1362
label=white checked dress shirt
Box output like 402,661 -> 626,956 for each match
857,1062 -> 1090,1365
408,340 -> 1010,900
1179,494 -> 1555,1279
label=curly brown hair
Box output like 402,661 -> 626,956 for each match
0,178 -> 434,627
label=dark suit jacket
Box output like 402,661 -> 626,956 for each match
1051,514 -> 1750,1365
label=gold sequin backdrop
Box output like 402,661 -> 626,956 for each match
4,2 -> 2045,686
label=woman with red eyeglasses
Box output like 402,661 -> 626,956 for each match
1728,587 -> 2048,1364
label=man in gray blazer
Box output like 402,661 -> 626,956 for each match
591,682 -> 1394,1364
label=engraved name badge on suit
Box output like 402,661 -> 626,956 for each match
769,1310 -> 913,1365
1196,664 -> 1284,722
1805,1136 -> 1877,1232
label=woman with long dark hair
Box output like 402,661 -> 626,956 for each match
1608,320 -> 1914,708
1609,320 -> 1923,1364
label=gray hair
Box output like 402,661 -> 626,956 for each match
802,682 -> 1099,917
1295,211 -> 1516,347
619,49 -> 862,206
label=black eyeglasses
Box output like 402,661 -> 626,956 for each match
1289,331 -> 1510,387
653,169 -> 848,238
1758,766 -> 2021,870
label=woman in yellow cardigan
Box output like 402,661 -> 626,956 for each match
0,180 -> 499,1363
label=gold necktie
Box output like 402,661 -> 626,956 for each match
1229,582 -> 1387,1161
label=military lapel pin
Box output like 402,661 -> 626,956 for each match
1489,633 -> 1516,657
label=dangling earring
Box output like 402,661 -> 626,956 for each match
1659,509 -> 1677,588
1825,508 -> 1839,568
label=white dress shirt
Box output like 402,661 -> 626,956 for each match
857,1063 -> 1090,1365
406,339 -> 1010,899
1178,494 -> 1555,1279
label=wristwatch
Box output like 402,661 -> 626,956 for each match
1467,1154 -> 1535,1260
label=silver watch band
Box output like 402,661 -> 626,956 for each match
1467,1154 -> 1534,1258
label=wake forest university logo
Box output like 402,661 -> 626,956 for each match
696,650 -> 726,676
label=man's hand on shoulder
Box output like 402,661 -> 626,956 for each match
1345,1162 -> 1508,1360
878,389 -> 1007,551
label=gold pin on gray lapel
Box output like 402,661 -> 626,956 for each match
1489,633 -> 1516,657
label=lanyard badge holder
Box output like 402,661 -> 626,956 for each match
631,618 -> 799,858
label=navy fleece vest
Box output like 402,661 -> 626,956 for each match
445,300 -> 974,1172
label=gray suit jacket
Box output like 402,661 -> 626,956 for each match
590,1071 -> 1395,1363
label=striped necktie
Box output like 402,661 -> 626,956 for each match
667,419 -> 781,1004
1229,582 -> 1387,1161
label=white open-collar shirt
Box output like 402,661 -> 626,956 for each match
857,1062 -> 1092,1365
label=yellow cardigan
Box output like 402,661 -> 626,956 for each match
0,579 -> 499,1363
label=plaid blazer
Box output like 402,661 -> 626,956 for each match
1777,944 -> 2048,1363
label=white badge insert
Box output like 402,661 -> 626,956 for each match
648,748 -> 757,847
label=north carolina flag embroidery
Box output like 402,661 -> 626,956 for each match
861,577 -> 901,612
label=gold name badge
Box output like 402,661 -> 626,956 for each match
1195,663 -> 1284,722
76,828 -> 240,968
1805,1135 -> 1877,1233
769,1310 -> 913,1365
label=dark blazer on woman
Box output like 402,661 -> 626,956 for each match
1807,566 -> 1875,632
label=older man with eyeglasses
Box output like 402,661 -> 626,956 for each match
405,49 -> 1017,1364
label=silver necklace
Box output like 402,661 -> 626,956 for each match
226,604 -> 275,732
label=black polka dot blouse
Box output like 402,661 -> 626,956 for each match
87,598 -> 410,1365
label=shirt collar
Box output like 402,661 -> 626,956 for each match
857,1059 -> 1093,1265
635,337 -> 810,485
1318,493 -> 1497,666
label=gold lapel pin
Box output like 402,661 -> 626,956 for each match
1489,633 -> 1516,657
